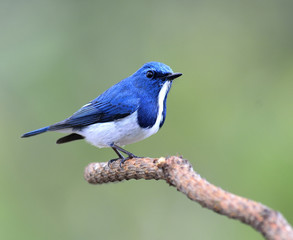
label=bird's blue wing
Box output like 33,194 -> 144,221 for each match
49,77 -> 140,130
49,100 -> 138,130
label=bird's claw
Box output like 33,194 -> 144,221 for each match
107,158 -> 119,167
128,153 -> 138,159
107,157 -> 130,168
119,157 -> 131,167
108,156 -> 138,168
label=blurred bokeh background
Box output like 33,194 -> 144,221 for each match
1,1 -> 293,239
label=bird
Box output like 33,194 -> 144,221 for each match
22,62 -> 182,166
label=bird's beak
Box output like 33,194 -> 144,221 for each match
166,72 -> 182,81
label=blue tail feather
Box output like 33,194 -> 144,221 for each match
21,126 -> 49,138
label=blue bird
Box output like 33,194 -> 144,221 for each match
22,62 -> 182,165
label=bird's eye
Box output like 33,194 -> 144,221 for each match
146,70 -> 154,79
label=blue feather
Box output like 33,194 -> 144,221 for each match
137,92 -> 159,128
49,80 -> 139,130
21,126 -> 49,137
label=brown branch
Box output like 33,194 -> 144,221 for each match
84,156 -> 293,240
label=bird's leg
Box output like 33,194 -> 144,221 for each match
108,144 -> 138,167
112,144 -> 138,159
107,157 -> 120,167
107,147 -> 124,167
112,146 -> 124,159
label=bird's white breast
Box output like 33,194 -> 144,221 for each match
80,111 -> 146,148
75,81 -> 171,148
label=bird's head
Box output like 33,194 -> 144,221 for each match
131,62 -> 182,93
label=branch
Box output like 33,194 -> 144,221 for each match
84,156 -> 293,240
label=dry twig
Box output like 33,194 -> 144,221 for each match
84,156 -> 293,240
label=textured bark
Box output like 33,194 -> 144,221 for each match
84,156 -> 293,240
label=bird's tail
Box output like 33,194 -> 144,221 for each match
21,126 -> 49,138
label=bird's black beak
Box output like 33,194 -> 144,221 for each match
166,72 -> 182,81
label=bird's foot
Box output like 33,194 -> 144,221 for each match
119,154 -> 143,167
107,157 -> 131,168
108,158 -> 119,167
119,157 -> 130,168
108,155 -> 140,168
127,153 -> 138,159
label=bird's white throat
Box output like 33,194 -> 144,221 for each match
146,81 -> 171,134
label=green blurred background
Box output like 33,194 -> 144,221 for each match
1,1 -> 293,239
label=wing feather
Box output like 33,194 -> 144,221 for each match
49,100 -> 138,131
49,78 -> 139,131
